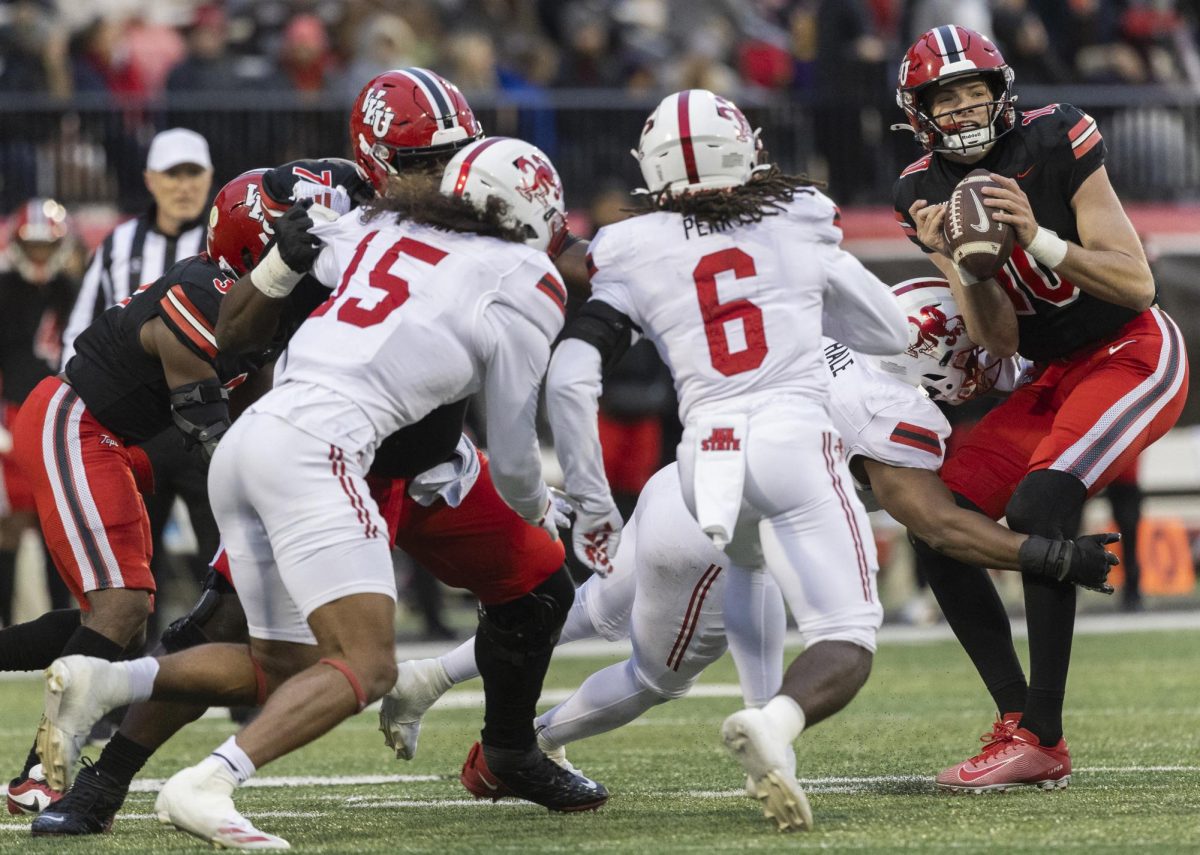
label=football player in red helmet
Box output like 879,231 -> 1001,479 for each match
893,24 -> 1186,795
349,67 -> 483,192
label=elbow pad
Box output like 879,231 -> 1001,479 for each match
170,379 -> 231,462
560,300 -> 637,376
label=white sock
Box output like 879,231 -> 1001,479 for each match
121,657 -> 160,703
211,735 -> 256,785
761,694 -> 806,744
439,637 -> 479,685
535,659 -> 664,750
723,566 -> 787,707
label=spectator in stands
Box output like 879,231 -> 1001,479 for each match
336,13 -> 428,101
0,198 -> 77,627
278,13 -> 335,101
60,128 -> 217,642
166,5 -> 233,93
992,0 -> 1073,84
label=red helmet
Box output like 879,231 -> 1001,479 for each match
206,169 -> 273,276
7,197 -> 73,284
895,26 -> 1015,156
349,68 -> 483,192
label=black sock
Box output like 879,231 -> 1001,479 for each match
95,732 -> 153,788
0,550 -> 16,626
0,609 -> 81,671
474,624 -> 555,751
911,523 -> 1027,715
1018,575 -> 1075,746
60,624 -> 125,660
989,679 -> 1028,719
20,742 -> 41,779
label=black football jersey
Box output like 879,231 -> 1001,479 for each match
0,270 -> 76,404
65,255 -> 267,443
893,104 -> 1144,362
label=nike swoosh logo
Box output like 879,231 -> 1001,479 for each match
36,815 -> 65,824
1109,340 -> 1137,355
477,773 -> 501,792
958,755 -> 1021,783
1017,166 -> 1035,179
968,190 -> 989,233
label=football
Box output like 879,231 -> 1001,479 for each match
942,168 -> 1014,279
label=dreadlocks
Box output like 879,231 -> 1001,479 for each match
635,167 -> 825,231
363,173 -> 527,243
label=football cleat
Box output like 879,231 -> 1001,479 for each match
38,656 -> 135,792
379,658 -> 453,761
936,724 -> 1071,793
155,758 -> 289,850
5,763 -> 62,815
30,758 -> 127,835
460,742 -> 609,812
721,708 -> 812,832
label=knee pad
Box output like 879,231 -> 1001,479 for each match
478,566 -> 574,663
1005,470 -> 1086,538
161,568 -> 240,653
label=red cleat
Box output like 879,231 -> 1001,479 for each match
460,742 -> 516,802
460,741 -> 608,811
936,722 -> 1070,794
6,764 -> 63,815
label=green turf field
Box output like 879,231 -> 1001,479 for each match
2,628 -> 1198,853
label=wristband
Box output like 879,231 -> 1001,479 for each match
952,262 -> 983,286
1025,226 -> 1069,268
250,245 -> 303,299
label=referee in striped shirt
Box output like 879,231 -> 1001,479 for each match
60,128 -> 218,639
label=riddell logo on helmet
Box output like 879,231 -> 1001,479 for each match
513,153 -> 561,205
361,88 -> 395,138
701,427 -> 741,452
907,306 -> 965,357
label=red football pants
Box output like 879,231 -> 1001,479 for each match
942,307 -> 1187,519
10,377 -> 154,608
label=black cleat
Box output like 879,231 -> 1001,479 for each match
461,741 -> 608,812
30,759 -> 127,836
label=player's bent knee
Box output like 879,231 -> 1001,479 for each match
632,660 -> 696,701
319,656 -> 395,710
1005,469 -> 1086,537
478,566 -> 575,661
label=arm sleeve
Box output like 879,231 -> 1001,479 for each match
480,301 -> 551,521
820,244 -> 908,355
60,246 -> 108,367
545,336 -> 614,512
558,298 -> 639,375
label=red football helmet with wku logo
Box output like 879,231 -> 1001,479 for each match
871,277 -> 1004,404
895,25 -> 1016,157
206,169 -> 273,277
350,68 -> 484,192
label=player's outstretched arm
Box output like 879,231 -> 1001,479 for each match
866,460 -> 1117,591
819,244 -> 907,355
215,203 -> 325,354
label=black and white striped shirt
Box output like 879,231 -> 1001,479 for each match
60,209 -> 206,367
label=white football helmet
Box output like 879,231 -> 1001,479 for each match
633,89 -> 761,194
440,137 -> 566,254
871,277 -> 1001,404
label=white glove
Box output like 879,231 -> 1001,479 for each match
525,492 -> 569,542
571,503 -> 623,578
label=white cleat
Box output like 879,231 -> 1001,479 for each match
156,758 -> 289,850
379,658 -> 453,760
37,656 -> 134,792
722,708 -> 813,832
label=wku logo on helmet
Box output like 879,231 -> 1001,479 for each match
907,305 -> 965,357
714,96 -> 752,142
360,88 -> 395,138
513,153 -> 561,205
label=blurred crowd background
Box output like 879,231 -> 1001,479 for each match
2,0 -> 1199,634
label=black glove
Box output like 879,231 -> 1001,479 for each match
273,201 -> 321,273
1018,533 -> 1120,594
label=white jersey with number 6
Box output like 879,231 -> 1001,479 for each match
587,190 -> 906,421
